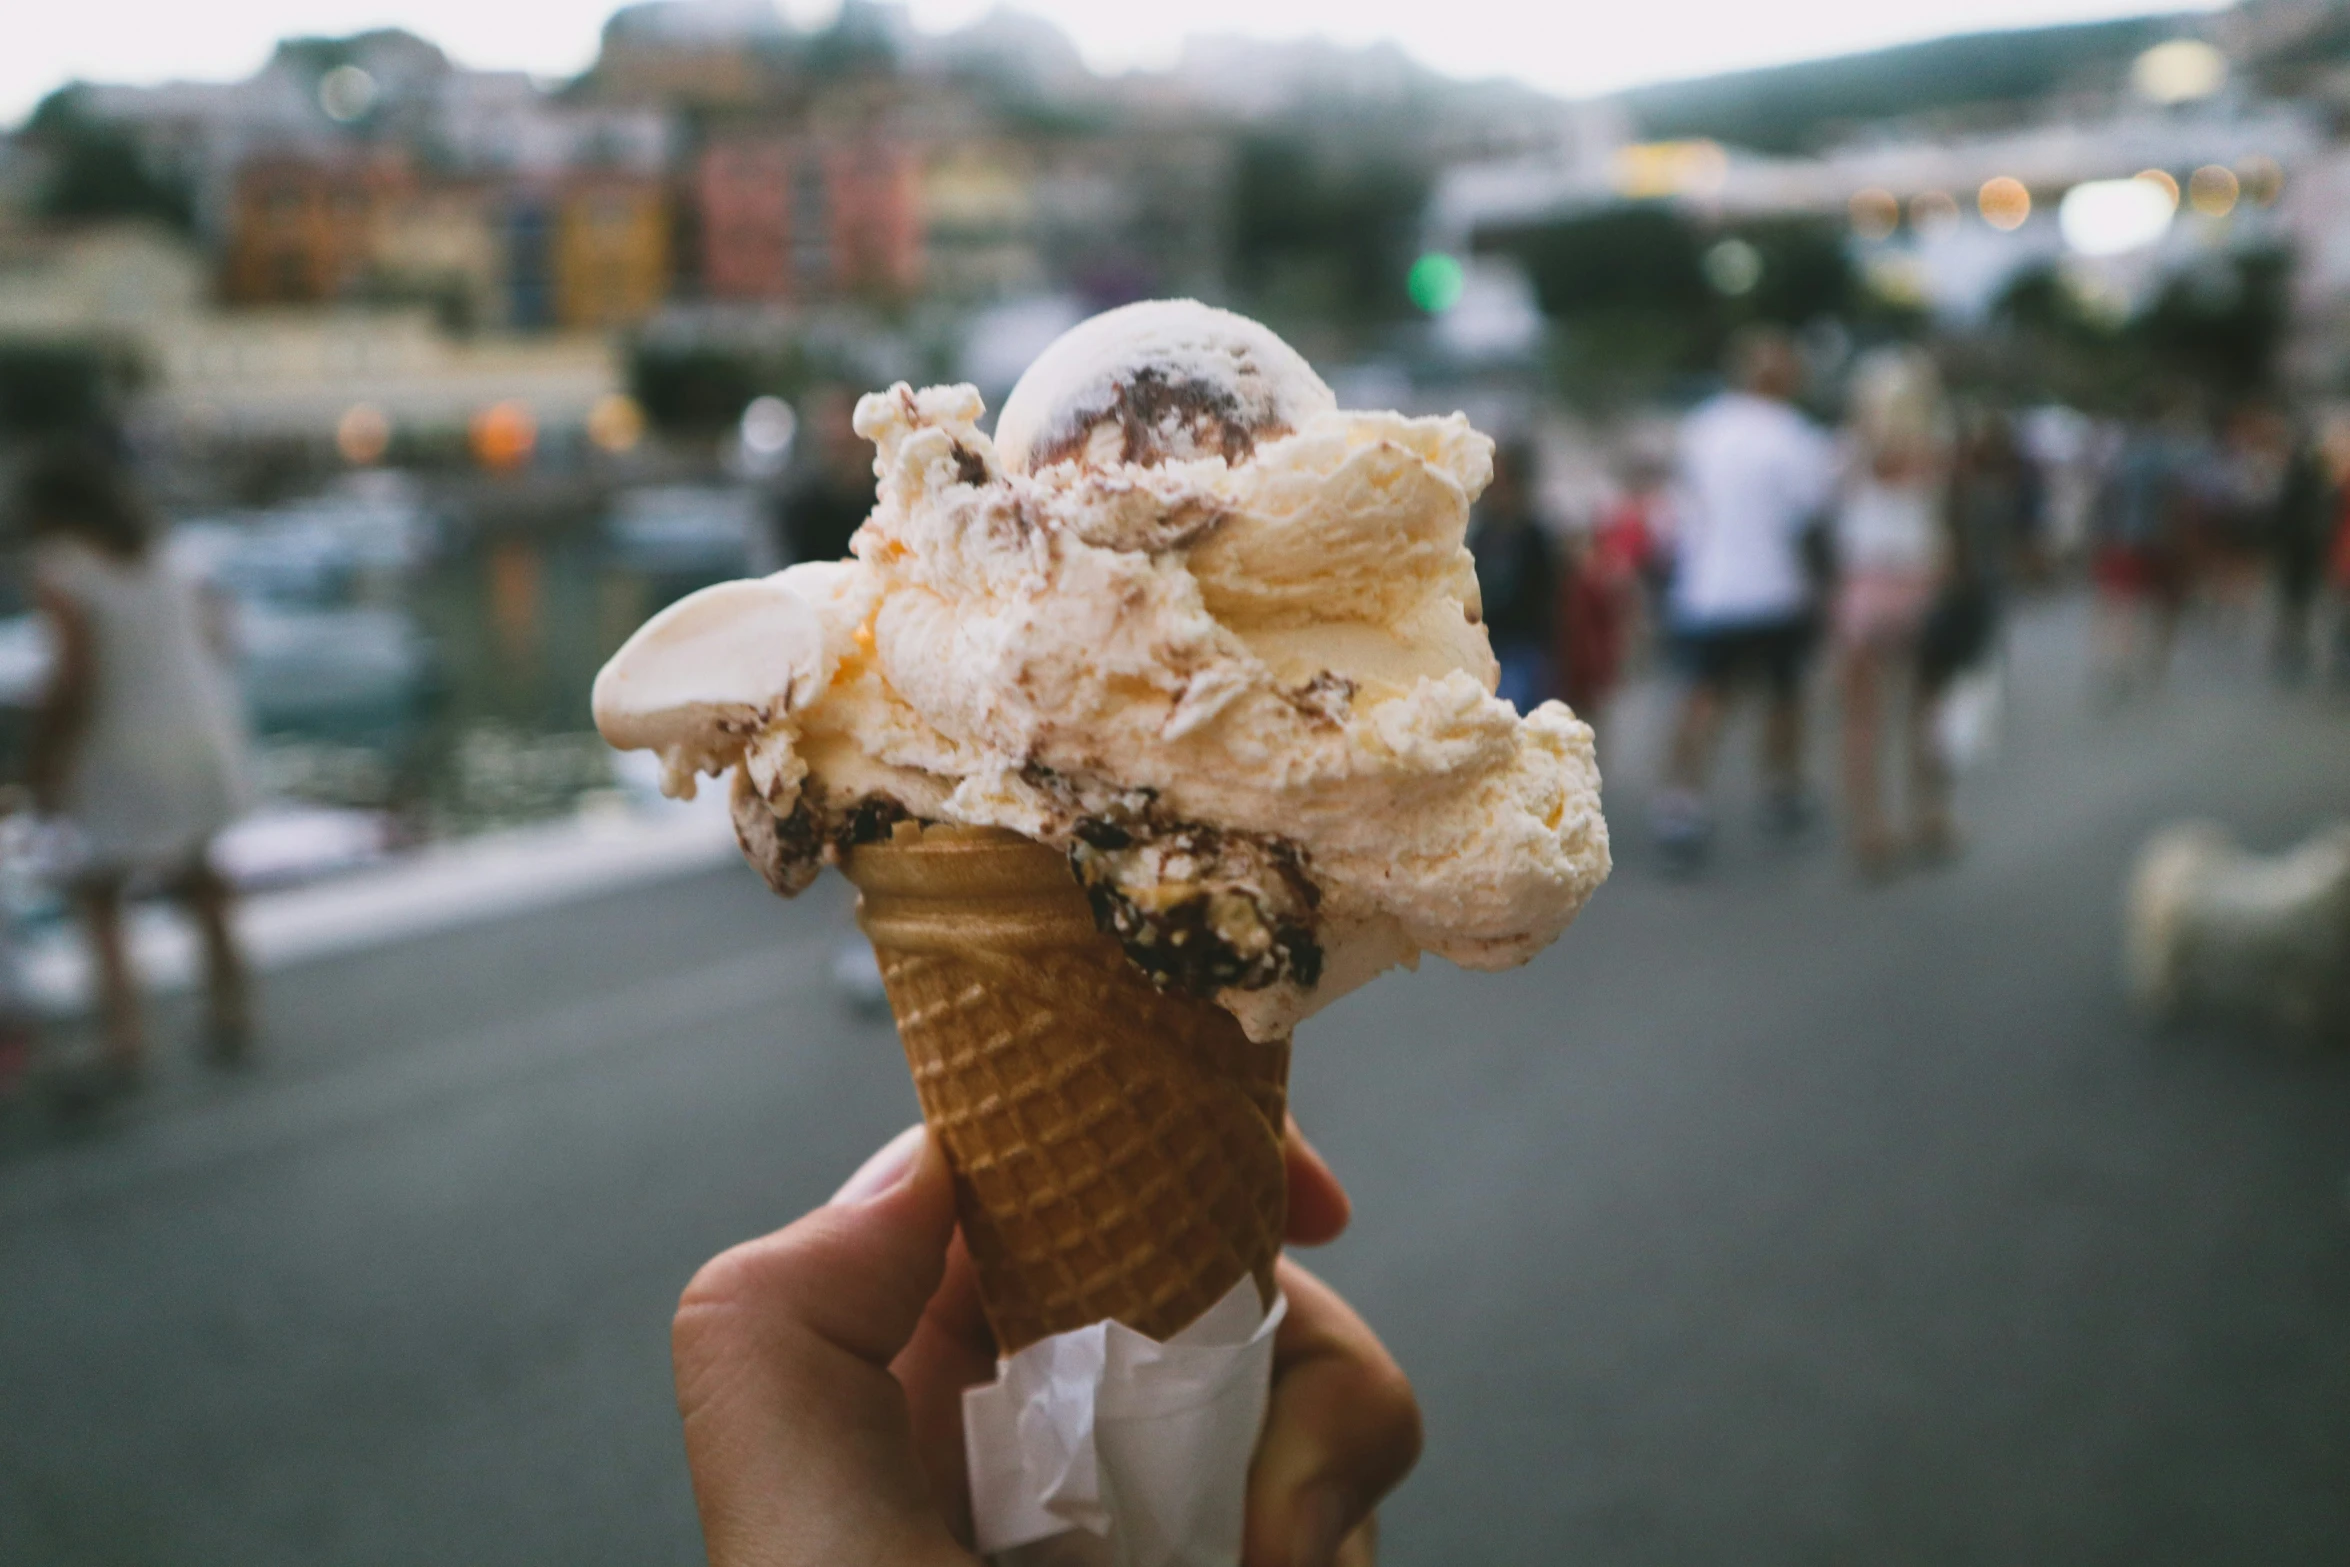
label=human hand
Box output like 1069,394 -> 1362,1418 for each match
672,1118 -> 1419,1567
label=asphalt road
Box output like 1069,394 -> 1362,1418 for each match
4,598 -> 2347,1565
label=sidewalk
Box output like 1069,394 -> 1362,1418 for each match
18,796 -> 737,1016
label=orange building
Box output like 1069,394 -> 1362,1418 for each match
697,133 -> 920,303
223,156 -> 412,305
553,175 -> 670,330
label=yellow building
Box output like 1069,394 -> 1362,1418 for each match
372,181 -> 510,331
0,225 -> 621,442
553,176 -> 670,331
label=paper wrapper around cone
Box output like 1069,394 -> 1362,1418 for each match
843,821 -> 1290,1355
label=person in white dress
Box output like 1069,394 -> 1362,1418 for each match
17,446 -> 253,1093
1831,346 -> 1954,877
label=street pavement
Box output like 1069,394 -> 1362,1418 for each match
3,597 -> 2347,1565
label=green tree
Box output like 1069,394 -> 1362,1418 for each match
1231,130 -> 1428,328
22,87 -> 196,232
0,341 -> 134,439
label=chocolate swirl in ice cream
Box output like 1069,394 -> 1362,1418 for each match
994,300 -> 1336,475
593,299 -> 1609,1040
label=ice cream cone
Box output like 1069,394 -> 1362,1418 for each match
844,820 -> 1290,1354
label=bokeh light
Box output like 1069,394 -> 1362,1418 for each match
1977,176 -> 2031,231
2188,163 -> 2240,217
318,65 -> 378,123
739,395 -> 797,457
2130,39 -> 2227,104
1847,188 -> 1899,241
1610,139 -> 1728,200
1701,238 -> 1762,296
2059,178 -> 2176,256
334,403 -> 391,465
2135,168 -> 2181,208
1408,253 -> 1467,314
470,400 -> 538,472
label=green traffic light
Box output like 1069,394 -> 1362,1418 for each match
1409,253 -> 1466,314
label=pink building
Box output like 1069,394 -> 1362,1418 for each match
697,138 -> 795,301
698,134 -> 920,302
824,141 -> 921,298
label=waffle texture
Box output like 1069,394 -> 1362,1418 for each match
845,822 -> 1291,1354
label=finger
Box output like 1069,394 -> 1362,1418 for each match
890,1227 -> 996,1541
1244,1258 -> 1421,1567
1283,1114 -> 1352,1247
1334,1515 -> 1378,1567
672,1125 -> 977,1567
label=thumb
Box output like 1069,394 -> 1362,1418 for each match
673,1125 -> 976,1567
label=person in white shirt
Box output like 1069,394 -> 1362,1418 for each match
18,444 -> 254,1101
1655,328 -> 1838,869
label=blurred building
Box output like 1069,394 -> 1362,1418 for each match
696,137 -> 795,301
1426,42 -> 2320,330
553,174 -> 672,329
824,139 -> 922,297
698,132 -> 923,302
581,0 -> 795,112
222,155 -> 414,305
0,224 -> 621,444
369,179 -> 511,331
430,70 -> 672,177
917,141 -> 1043,299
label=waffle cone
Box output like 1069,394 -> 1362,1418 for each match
844,821 -> 1290,1355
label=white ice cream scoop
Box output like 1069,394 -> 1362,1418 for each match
591,561 -> 851,795
993,299 -> 1337,474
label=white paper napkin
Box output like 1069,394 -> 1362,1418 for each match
964,1278 -> 1287,1567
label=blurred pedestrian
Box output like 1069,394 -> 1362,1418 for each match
1830,346 -> 1952,878
1560,455 -> 1668,727
2266,413 -> 2336,685
2090,407 -> 2192,700
15,445 -> 253,1101
1467,439 -> 1557,712
2017,403 -> 2098,570
2194,403 -> 2290,627
1653,327 -> 1838,871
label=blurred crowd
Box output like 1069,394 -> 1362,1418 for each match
1466,325 -> 2350,882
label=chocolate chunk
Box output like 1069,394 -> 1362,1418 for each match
948,440 -> 990,487
1280,671 -> 1357,726
838,795 -> 912,847
733,774 -> 826,897
1026,366 -> 1294,472
1066,814 -> 1324,1000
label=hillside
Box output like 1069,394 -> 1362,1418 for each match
1620,13 -> 2199,153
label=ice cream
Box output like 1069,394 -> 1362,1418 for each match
594,299 -> 1609,1039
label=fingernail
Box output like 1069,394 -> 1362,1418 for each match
831,1124 -> 927,1205
1289,1483 -> 1350,1567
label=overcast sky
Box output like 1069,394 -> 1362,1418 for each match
5,0 -> 2224,125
